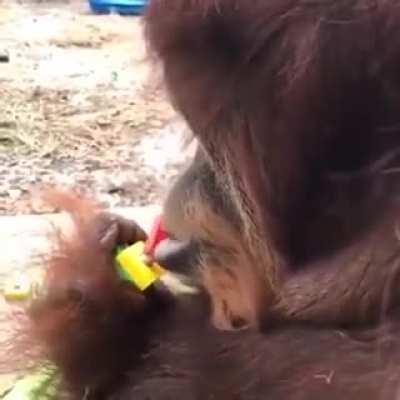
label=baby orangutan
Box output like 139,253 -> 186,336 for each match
29,0 -> 400,399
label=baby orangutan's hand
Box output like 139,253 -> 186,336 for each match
95,212 -> 148,252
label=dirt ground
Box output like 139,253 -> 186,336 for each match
0,0 -> 195,216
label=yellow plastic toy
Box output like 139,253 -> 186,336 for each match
2,270 -> 44,302
116,241 -> 166,291
3,273 -> 32,301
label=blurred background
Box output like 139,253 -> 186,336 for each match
0,0 -> 195,216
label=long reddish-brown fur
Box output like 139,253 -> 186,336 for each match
26,1 -> 400,399
29,192 -> 160,397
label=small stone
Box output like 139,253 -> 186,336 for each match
0,53 -> 10,63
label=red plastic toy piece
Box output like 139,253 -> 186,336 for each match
144,215 -> 168,256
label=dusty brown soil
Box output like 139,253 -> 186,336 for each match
0,0 -> 194,216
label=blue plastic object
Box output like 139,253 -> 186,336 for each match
89,0 -> 148,15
